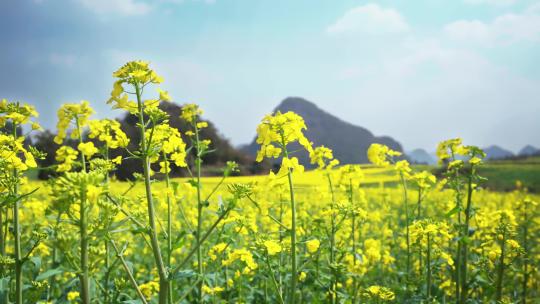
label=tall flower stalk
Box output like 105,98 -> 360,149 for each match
367,144 -> 410,280
255,111 -> 313,304
411,171 -> 436,221
436,139 -> 485,304
0,100 -> 41,304
12,122 -> 22,304
460,149 -> 484,304
495,223 -> 507,302
76,117 -> 90,304
136,82 -> 168,304
517,196 -> 537,303
87,118 -> 130,302
399,171 -> 411,278
338,164 -> 364,304
149,122 -> 187,302
491,212 -> 516,302
180,104 -> 210,302
409,220 -> 453,302
310,146 -> 340,303
411,171 -> 436,273
282,143 -> 298,304
53,100 -> 96,303
107,61 -> 181,304
163,153 -> 173,303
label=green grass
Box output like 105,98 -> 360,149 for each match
418,156 -> 540,193
478,163 -> 540,192
26,157 -> 540,192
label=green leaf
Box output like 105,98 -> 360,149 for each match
445,206 -> 460,218
0,277 -> 9,294
36,268 -> 64,281
188,179 -> 199,188
171,181 -> 179,193
171,269 -> 196,281
30,256 -> 42,270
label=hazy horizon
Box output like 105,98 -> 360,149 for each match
2,0 -> 539,153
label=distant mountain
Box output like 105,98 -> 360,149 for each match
518,145 -> 540,157
242,97 -> 403,165
483,145 -> 514,160
407,148 -> 436,165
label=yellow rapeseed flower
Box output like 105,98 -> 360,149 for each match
306,239 -> 320,254
77,142 -> 98,158
255,111 -> 313,163
67,291 -> 80,301
264,240 -> 282,256
367,143 -> 401,166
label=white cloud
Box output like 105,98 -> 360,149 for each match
327,36 -> 540,151
444,20 -> 492,43
49,53 -> 77,67
528,2 -> 540,14
445,5 -> 540,45
326,4 -> 409,35
104,49 -> 220,99
463,0 -> 516,6
153,59 -> 221,97
77,0 -> 151,16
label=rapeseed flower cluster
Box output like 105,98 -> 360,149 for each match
255,111 -> 312,164
367,143 -> 401,166
54,101 -> 94,144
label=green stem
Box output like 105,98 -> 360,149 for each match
282,146 -> 297,304
48,212 -> 62,301
460,171 -> 474,303
170,203 -> 234,283
495,229 -> 506,302
12,123 -> 23,304
135,82 -> 169,304
104,144 -> 111,304
349,178 -> 356,263
194,123 -> 204,303
110,241 -> 149,304
75,117 -> 90,304
417,188 -> 423,275
279,197 -> 284,295
79,182 -> 90,304
163,154 -> 174,304
0,205 -> 5,304
104,241 -> 110,304
416,188 -> 422,220
265,254 -> 285,304
349,178 -> 358,304
326,173 -> 338,304
399,173 -> 411,284
452,161 -> 462,304
427,233 -> 432,301
75,118 -> 87,173
104,146 -> 110,303
0,203 -> 4,257
521,204 -> 528,304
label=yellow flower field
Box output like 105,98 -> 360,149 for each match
1,61 -> 539,304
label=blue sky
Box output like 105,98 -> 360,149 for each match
1,0 -> 539,153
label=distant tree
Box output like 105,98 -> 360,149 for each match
32,130 -> 60,179
113,101 -> 268,180
29,101 -> 270,180
1,121 -> 25,139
